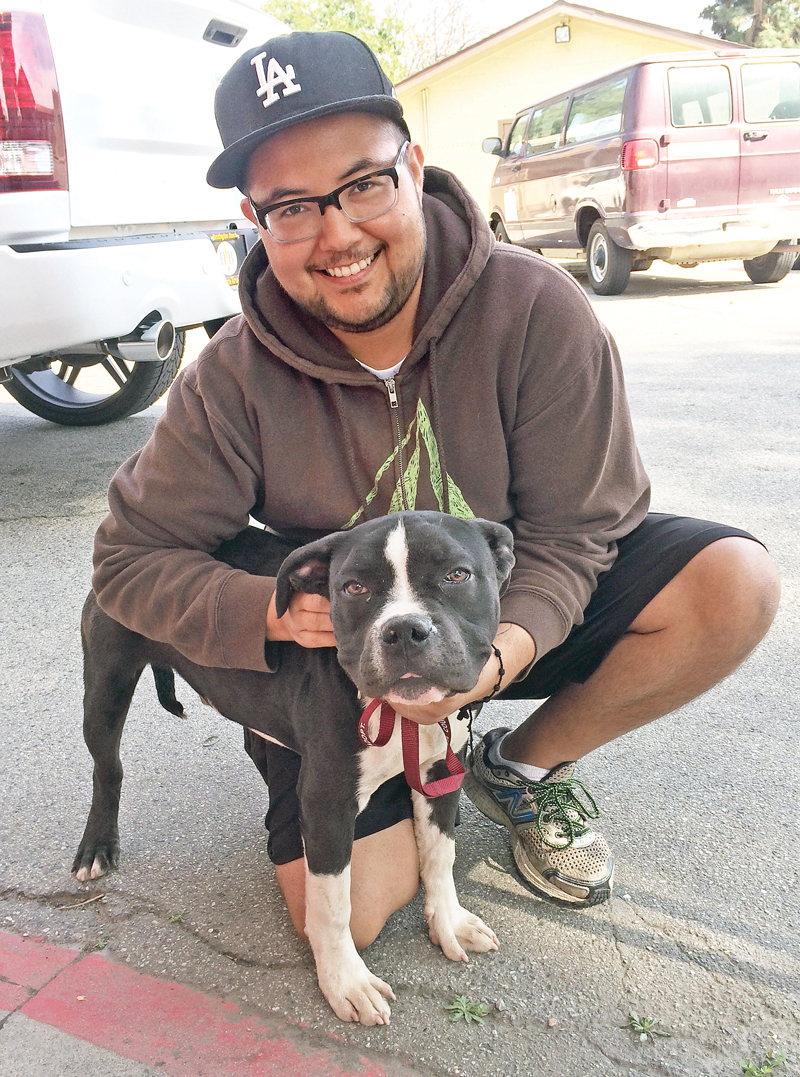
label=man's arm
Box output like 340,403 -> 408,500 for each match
93,361 -> 274,672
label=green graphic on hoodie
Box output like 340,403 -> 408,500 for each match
344,399 -> 474,529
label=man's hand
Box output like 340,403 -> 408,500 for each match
266,591 -> 336,648
390,622 -> 536,726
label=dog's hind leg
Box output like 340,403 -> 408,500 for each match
413,780 -> 499,962
73,598 -> 146,882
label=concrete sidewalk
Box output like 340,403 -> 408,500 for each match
2,263 -> 798,1076
0,931 -> 427,1077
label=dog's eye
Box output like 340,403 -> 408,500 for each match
444,569 -> 471,584
344,581 -> 370,596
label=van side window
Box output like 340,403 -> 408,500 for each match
742,61 -> 800,122
668,65 -> 732,127
526,98 -> 568,156
506,112 -> 531,157
564,77 -> 628,145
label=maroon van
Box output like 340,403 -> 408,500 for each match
483,50 -> 800,294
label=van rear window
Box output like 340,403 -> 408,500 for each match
742,61 -> 800,122
565,77 -> 628,145
668,65 -> 732,127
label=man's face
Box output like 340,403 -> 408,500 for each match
241,113 -> 426,335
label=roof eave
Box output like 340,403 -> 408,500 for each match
395,0 -> 744,91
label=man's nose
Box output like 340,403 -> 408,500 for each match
317,205 -> 365,250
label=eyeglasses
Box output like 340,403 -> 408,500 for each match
249,141 -> 409,244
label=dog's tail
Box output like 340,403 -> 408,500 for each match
151,666 -> 186,718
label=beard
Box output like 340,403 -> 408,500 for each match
288,224 -> 426,335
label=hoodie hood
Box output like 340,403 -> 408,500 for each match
237,166 -> 494,384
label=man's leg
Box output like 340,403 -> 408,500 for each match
502,536 -> 780,767
276,821 -> 420,950
465,526 -> 780,906
244,734 -> 420,948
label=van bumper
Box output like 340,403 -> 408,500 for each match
0,233 -> 246,367
614,212 -> 800,264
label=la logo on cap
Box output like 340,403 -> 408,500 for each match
250,52 -> 302,108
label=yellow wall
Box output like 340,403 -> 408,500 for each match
397,16 -> 708,212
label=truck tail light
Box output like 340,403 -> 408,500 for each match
0,12 -> 67,192
621,139 -> 659,170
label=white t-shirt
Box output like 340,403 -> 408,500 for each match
355,357 -> 405,381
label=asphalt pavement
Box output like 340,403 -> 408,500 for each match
1,260 -> 798,1077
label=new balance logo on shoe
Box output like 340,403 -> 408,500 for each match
250,53 -> 302,108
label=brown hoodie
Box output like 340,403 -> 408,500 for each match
93,167 -> 650,672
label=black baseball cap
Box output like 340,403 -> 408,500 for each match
207,31 -> 410,190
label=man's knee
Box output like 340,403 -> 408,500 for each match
685,537 -> 779,639
633,536 -> 780,651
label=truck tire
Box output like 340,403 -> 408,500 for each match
5,331 -> 185,426
586,221 -> 632,295
493,220 -> 510,243
742,249 -> 796,284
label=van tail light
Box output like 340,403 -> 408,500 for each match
0,12 -> 67,192
621,139 -> 659,170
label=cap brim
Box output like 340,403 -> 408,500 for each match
207,97 -> 408,190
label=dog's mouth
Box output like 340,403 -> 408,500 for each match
382,674 -> 450,706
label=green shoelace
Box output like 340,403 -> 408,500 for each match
521,777 -> 601,850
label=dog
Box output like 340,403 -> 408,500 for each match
73,510 -> 515,1025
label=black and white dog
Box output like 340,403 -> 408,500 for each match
74,511 -> 515,1025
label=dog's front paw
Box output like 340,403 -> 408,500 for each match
318,957 -> 395,1025
427,904 -> 499,963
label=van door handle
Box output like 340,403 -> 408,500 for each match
743,130 -> 768,142
512,164 -> 522,172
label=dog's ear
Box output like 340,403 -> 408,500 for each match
274,532 -> 346,617
472,519 -> 515,595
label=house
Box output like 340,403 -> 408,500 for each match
395,1 -> 731,210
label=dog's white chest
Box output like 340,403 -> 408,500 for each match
356,706 -> 469,812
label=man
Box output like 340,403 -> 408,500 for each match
92,31 -> 779,947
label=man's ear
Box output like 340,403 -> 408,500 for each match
241,196 -> 258,227
407,140 -> 425,199
473,519 -> 516,594
274,532 -> 346,617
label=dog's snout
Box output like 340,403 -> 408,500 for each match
381,614 -> 434,647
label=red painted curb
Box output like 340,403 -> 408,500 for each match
1,932 -> 409,1077
0,930 -> 80,989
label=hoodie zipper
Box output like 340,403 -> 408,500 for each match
385,376 -> 409,510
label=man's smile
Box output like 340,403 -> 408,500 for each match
316,250 -> 380,281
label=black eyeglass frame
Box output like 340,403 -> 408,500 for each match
248,141 -> 410,244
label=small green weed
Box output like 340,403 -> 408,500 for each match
444,995 -> 490,1024
741,1049 -> 787,1075
624,1011 -> 670,1043
166,909 -> 187,923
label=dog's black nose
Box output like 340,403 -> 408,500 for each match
381,615 -> 434,647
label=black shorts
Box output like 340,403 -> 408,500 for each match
246,512 -> 759,865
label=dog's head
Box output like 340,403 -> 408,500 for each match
275,511 -> 514,704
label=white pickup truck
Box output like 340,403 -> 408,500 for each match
0,0 -> 283,424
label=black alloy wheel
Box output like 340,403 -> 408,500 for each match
5,331 -> 185,426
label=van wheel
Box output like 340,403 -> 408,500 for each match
742,249 -> 796,284
493,221 -> 510,243
4,332 -> 185,427
586,222 -> 632,295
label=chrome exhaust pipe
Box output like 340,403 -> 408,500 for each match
108,319 -> 176,363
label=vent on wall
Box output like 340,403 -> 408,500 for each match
203,20 -> 247,47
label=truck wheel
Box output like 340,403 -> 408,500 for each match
742,249 -> 796,284
586,222 -> 632,295
5,331 -> 185,426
